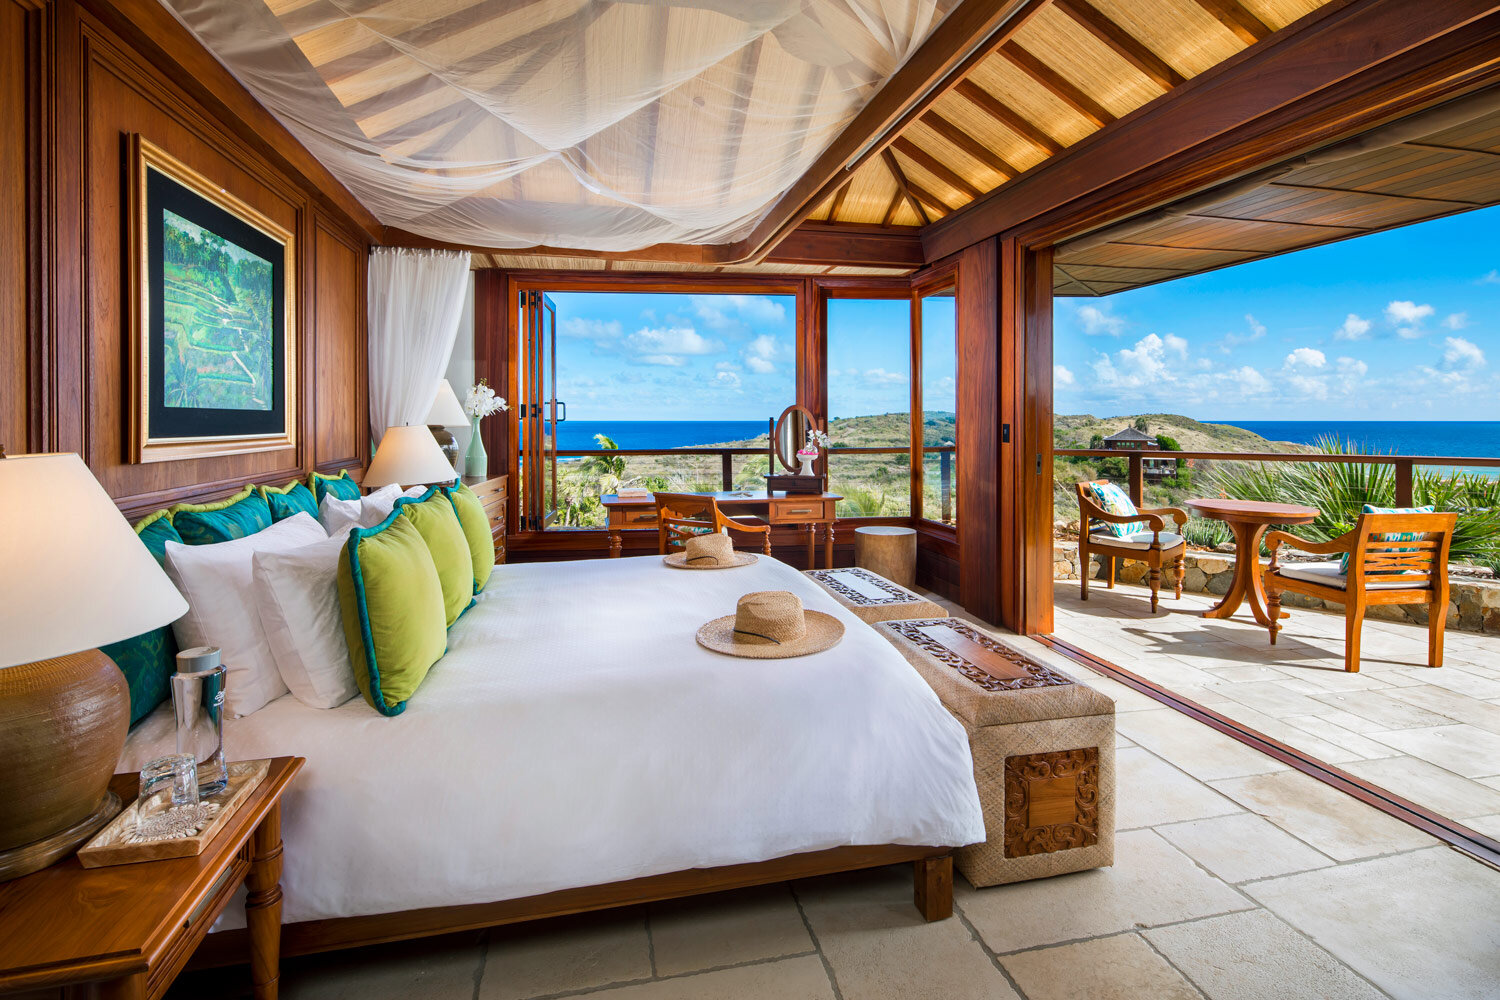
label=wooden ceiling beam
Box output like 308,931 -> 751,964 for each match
1190,0 -> 1273,46
954,79 -> 1064,157
883,149 -> 933,224
919,110 -> 1022,179
765,223 -> 926,267
1000,42 -> 1116,128
825,178 -> 853,221
922,0 -> 1500,262
1053,0 -> 1186,90
891,137 -> 984,200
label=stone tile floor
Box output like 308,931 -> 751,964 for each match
1049,582 -> 1500,840
167,585 -> 1500,1000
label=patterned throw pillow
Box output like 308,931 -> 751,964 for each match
1338,504 -> 1435,574
99,509 -> 182,725
1086,481 -> 1144,537
170,485 -> 273,545
259,479 -> 319,522
309,469 -> 362,505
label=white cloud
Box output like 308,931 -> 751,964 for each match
743,333 -> 782,374
1054,364 -> 1075,388
1444,312 -> 1469,330
1232,366 -> 1271,394
1386,300 -> 1434,338
561,317 -> 622,343
1163,333 -> 1189,358
1095,334 -> 1177,389
1287,374 -> 1329,400
1245,314 -> 1267,339
712,370 -> 741,389
1285,347 -> 1326,369
1218,314 -> 1267,353
1335,313 -> 1371,341
691,295 -> 786,330
860,367 -> 907,385
1077,304 -> 1126,337
1336,356 -> 1368,377
639,355 -> 685,367
1480,270 -> 1500,285
1443,336 -> 1486,369
624,325 -> 721,367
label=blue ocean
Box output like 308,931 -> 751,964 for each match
1216,421 -> 1500,459
556,420 -> 767,451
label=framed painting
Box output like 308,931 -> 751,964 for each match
128,135 -> 297,463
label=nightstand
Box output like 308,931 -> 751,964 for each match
0,756 -> 303,1000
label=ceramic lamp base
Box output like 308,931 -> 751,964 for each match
0,648 -> 131,882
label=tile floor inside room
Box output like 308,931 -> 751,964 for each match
169,586 -> 1500,1000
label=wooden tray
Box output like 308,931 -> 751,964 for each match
77,759 -> 270,868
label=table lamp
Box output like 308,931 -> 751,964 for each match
363,425 -> 462,490
0,450 -> 189,880
425,379 -> 468,469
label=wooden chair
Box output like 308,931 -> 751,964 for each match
1076,481 -> 1187,613
1264,511 -> 1456,672
653,492 -> 772,556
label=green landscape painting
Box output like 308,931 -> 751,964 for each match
160,209 -> 274,411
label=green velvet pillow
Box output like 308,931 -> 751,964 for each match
170,485 -> 272,545
310,469 -> 362,505
337,511 -> 448,716
99,509 -> 182,725
396,487 -> 477,627
259,479 -> 319,522
443,482 -> 495,594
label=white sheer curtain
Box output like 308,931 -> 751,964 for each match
367,248 -> 472,446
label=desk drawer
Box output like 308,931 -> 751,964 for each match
610,508 -> 660,528
770,499 -> 831,521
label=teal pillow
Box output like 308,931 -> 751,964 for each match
1340,504 -> 1435,574
99,509 -> 182,725
170,485 -> 272,545
310,469 -> 361,505
260,479 -> 319,522
337,510 -> 448,716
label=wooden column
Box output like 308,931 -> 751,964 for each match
956,238 -> 1000,625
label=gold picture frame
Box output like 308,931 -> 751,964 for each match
128,134 -> 297,464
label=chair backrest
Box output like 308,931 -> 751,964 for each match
1348,511 -> 1457,590
654,492 -> 724,554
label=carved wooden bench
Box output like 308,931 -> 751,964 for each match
803,566 -> 948,624
875,617 -> 1116,887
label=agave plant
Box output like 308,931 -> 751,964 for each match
1211,435 -> 1500,569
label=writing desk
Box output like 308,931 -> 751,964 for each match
602,491 -> 843,568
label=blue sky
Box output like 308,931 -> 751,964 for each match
1054,205 -> 1500,421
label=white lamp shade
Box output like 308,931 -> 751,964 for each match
364,425 -> 461,490
425,379 -> 468,427
0,453 -> 189,668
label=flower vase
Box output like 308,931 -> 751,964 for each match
463,416 -> 488,477
799,456 -> 815,476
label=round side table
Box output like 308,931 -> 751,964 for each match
1185,499 -> 1318,626
854,525 -> 917,588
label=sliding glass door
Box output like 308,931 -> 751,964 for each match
518,289 -> 559,531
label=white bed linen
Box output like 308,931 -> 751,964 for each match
122,554 -> 983,930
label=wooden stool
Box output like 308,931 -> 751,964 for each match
854,525 -> 917,588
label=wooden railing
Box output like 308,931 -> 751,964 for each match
1055,448 -> 1500,507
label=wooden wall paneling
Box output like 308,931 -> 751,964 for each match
312,217 -> 365,471
798,279 -> 827,439
0,0 -> 41,456
1019,244 -> 1054,634
955,238 -> 1001,625
472,270 -> 514,526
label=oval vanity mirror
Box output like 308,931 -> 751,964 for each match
774,404 -> 816,472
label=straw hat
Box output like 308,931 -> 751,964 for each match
696,591 -> 844,658
663,532 -> 757,569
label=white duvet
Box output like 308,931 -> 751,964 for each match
122,554 -> 984,929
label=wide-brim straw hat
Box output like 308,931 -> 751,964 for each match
697,590 -> 844,658
664,531 -> 757,569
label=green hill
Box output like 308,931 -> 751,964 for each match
1055,413 -> 1303,453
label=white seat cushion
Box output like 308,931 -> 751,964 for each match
1273,560 -> 1422,592
1087,530 -> 1183,551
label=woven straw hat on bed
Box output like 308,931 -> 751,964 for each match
663,532 -> 757,569
696,590 -> 843,658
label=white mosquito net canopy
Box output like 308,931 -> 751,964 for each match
160,0 -> 958,252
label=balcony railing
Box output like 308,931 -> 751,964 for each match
1055,448 -> 1500,506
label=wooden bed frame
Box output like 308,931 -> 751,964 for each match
194,845 -> 952,968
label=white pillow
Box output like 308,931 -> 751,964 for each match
252,534 -> 358,710
315,483 -> 421,535
164,513 -> 328,717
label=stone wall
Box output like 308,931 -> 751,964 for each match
1053,541 -> 1500,634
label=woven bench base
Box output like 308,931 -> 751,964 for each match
875,618 -> 1116,887
803,567 -> 948,624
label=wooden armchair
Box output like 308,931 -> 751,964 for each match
1264,511 -> 1456,672
1076,482 -> 1188,613
653,493 -> 772,556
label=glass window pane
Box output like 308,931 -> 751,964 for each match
826,297 -> 912,517
920,288 -> 957,526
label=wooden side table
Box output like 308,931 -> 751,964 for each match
0,756 -> 303,1000
1185,499 -> 1319,626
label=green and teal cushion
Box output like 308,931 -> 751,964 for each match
310,469 -> 362,505
442,481 -> 495,594
1339,504 -> 1435,574
170,485 -> 272,545
396,486 -> 477,627
259,479 -> 319,522
337,510 -> 448,716
1086,481 -> 1144,537
99,509 -> 182,725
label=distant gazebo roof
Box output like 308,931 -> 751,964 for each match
1104,427 -> 1155,443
